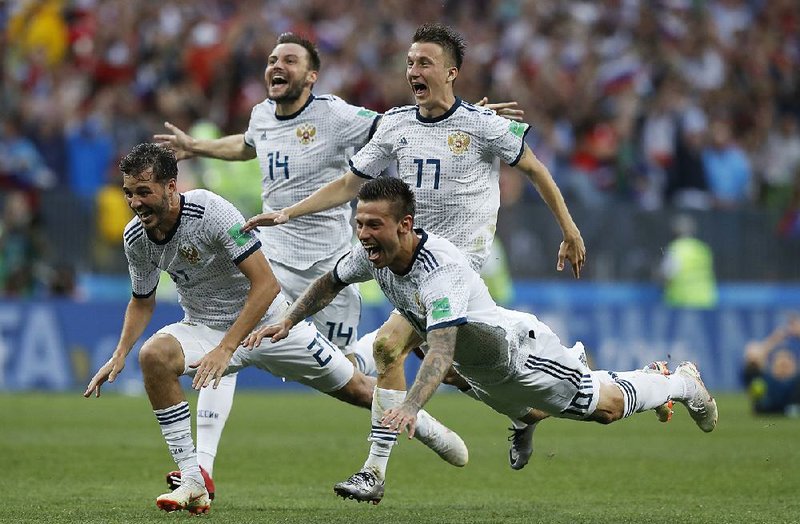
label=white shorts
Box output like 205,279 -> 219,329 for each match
458,312 -> 600,421
157,319 -> 355,393
270,255 -> 361,355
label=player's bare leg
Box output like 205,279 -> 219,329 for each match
139,334 -> 210,514
335,315 -> 466,504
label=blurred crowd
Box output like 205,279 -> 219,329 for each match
2,0 -> 800,294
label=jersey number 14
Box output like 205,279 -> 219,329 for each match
267,151 -> 289,180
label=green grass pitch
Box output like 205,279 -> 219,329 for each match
1,391 -> 798,524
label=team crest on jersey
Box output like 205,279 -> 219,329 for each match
448,131 -> 470,154
179,243 -> 201,265
296,124 -> 316,145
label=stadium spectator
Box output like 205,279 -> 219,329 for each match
702,117 -> 753,209
742,314 -> 800,416
660,214 -> 718,309
0,190 -> 47,296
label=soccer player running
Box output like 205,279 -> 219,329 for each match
153,33 -> 523,495
243,22 -> 580,487
246,177 -> 719,503
83,143 -> 468,514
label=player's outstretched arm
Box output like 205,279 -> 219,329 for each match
83,295 -> 156,398
242,171 -> 366,231
382,326 -> 458,438
243,271 -> 348,347
154,122 -> 256,161
475,97 -> 524,122
514,144 -> 586,278
190,250 -> 279,390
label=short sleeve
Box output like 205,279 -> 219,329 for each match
204,196 -> 262,265
330,97 -> 380,149
421,263 -> 470,331
243,105 -> 260,148
348,118 -> 395,179
483,115 -> 530,167
125,239 -> 159,298
333,246 -> 374,285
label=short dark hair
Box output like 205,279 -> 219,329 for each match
412,23 -> 466,70
119,143 -> 177,183
276,32 -> 321,71
358,177 -> 416,221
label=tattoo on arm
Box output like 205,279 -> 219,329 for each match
404,327 -> 458,412
286,272 -> 347,326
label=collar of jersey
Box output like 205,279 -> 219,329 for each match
397,228 -> 429,275
416,97 -> 461,123
274,94 -> 315,121
146,194 -> 184,245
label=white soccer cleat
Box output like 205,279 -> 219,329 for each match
415,410 -> 469,467
674,361 -> 718,433
642,361 -> 675,423
156,476 -> 211,515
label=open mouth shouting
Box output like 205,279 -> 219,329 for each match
363,242 -> 383,264
410,80 -> 428,99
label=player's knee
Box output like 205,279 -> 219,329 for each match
372,334 -> 406,374
589,385 -> 625,424
138,334 -> 181,374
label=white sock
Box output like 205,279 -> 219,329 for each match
362,387 -> 405,479
352,332 -> 378,376
612,371 -> 690,417
195,372 -> 237,477
154,401 -> 202,484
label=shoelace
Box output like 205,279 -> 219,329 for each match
507,427 -> 526,444
349,472 -> 376,488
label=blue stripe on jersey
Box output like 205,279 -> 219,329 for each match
384,105 -> 416,117
332,252 -> 350,285
419,248 -> 439,268
417,252 -> 434,273
232,241 -> 261,266
124,223 -> 143,242
367,115 -> 381,140
184,202 -> 205,212
427,317 -> 468,331
348,159 -> 375,179
132,285 -> 157,299
509,125 -> 531,167
460,100 -> 494,115
181,211 -> 204,220
125,230 -> 144,245
315,94 -> 335,101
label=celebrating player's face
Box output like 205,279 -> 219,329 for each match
265,43 -> 315,104
407,42 -> 456,109
355,200 -> 411,271
122,170 -> 174,231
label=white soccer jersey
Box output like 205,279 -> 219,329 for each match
348,97 -> 529,270
123,189 -> 276,330
244,94 -> 380,270
333,230 -> 527,382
